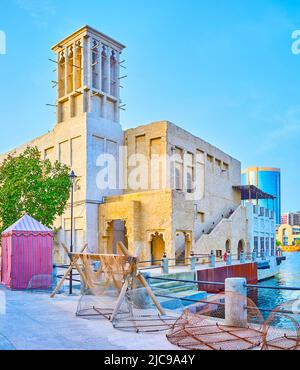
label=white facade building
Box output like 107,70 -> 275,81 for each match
246,203 -> 276,257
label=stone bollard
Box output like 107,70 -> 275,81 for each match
239,252 -> 245,264
252,251 -> 257,262
190,251 -> 196,271
225,278 -> 247,328
226,253 -> 232,266
162,253 -> 169,274
209,251 -> 216,268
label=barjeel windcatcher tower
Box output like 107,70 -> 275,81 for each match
51,26 -> 126,253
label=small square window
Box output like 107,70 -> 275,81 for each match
197,212 -> 205,223
207,154 -> 213,163
196,150 -> 205,164
215,159 -> 221,167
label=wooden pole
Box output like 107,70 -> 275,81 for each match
137,274 -> 166,316
111,279 -> 129,323
50,243 -> 87,298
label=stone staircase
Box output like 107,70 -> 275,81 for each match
194,205 -> 247,254
171,207 -> 242,261
148,272 -> 207,310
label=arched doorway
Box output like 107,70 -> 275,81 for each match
175,231 -> 192,265
104,220 -> 128,254
283,228 -> 288,246
151,232 -> 165,265
238,240 -> 245,260
225,239 -> 231,253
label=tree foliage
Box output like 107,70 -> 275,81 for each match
0,147 -> 70,232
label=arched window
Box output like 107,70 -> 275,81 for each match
225,239 -> 231,253
92,40 -> 99,90
238,240 -> 245,259
75,41 -> 82,90
58,52 -> 65,98
151,233 -> 165,266
101,46 -> 108,93
67,46 -> 74,94
110,50 -> 117,96
283,228 -> 288,246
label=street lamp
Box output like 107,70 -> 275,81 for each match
69,170 -> 77,295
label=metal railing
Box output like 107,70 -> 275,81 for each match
138,250 -> 278,275
246,284 -> 300,291
147,275 -> 300,322
148,276 -> 225,286
149,275 -> 300,292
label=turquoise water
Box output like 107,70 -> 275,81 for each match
257,252 -> 300,307
255,252 -> 300,328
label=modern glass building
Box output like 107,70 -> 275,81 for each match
242,167 -> 281,225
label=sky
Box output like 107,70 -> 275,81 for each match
0,0 -> 299,212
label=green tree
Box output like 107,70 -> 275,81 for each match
0,146 -> 70,232
276,240 -> 282,247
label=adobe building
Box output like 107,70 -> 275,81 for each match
0,26 -> 249,264
277,224 -> 300,249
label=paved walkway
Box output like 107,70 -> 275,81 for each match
0,286 -> 178,350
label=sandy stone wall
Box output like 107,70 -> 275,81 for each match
99,190 -> 173,261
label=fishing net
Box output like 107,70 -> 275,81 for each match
76,254 -> 127,320
261,299 -> 300,350
166,293 -> 265,350
112,287 -> 182,333
26,274 -> 53,292
76,283 -> 118,321
80,254 -> 127,293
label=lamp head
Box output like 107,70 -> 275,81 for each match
69,170 -> 77,184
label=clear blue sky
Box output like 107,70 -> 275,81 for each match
0,0 -> 299,212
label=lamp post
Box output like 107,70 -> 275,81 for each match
69,170 -> 77,295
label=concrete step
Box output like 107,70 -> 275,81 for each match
155,290 -> 207,310
148,280 -> 183,288
168,285 -> 197,294
149,279 -> 196,290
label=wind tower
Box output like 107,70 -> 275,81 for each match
51,26 -> 126,251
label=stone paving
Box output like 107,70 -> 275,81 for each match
0,286 -> 178,350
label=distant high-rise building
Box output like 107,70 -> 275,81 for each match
295,212 -> 300,225
242,167 -> 281,225
281,212 -> 300,226
281,213 -> 289,225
